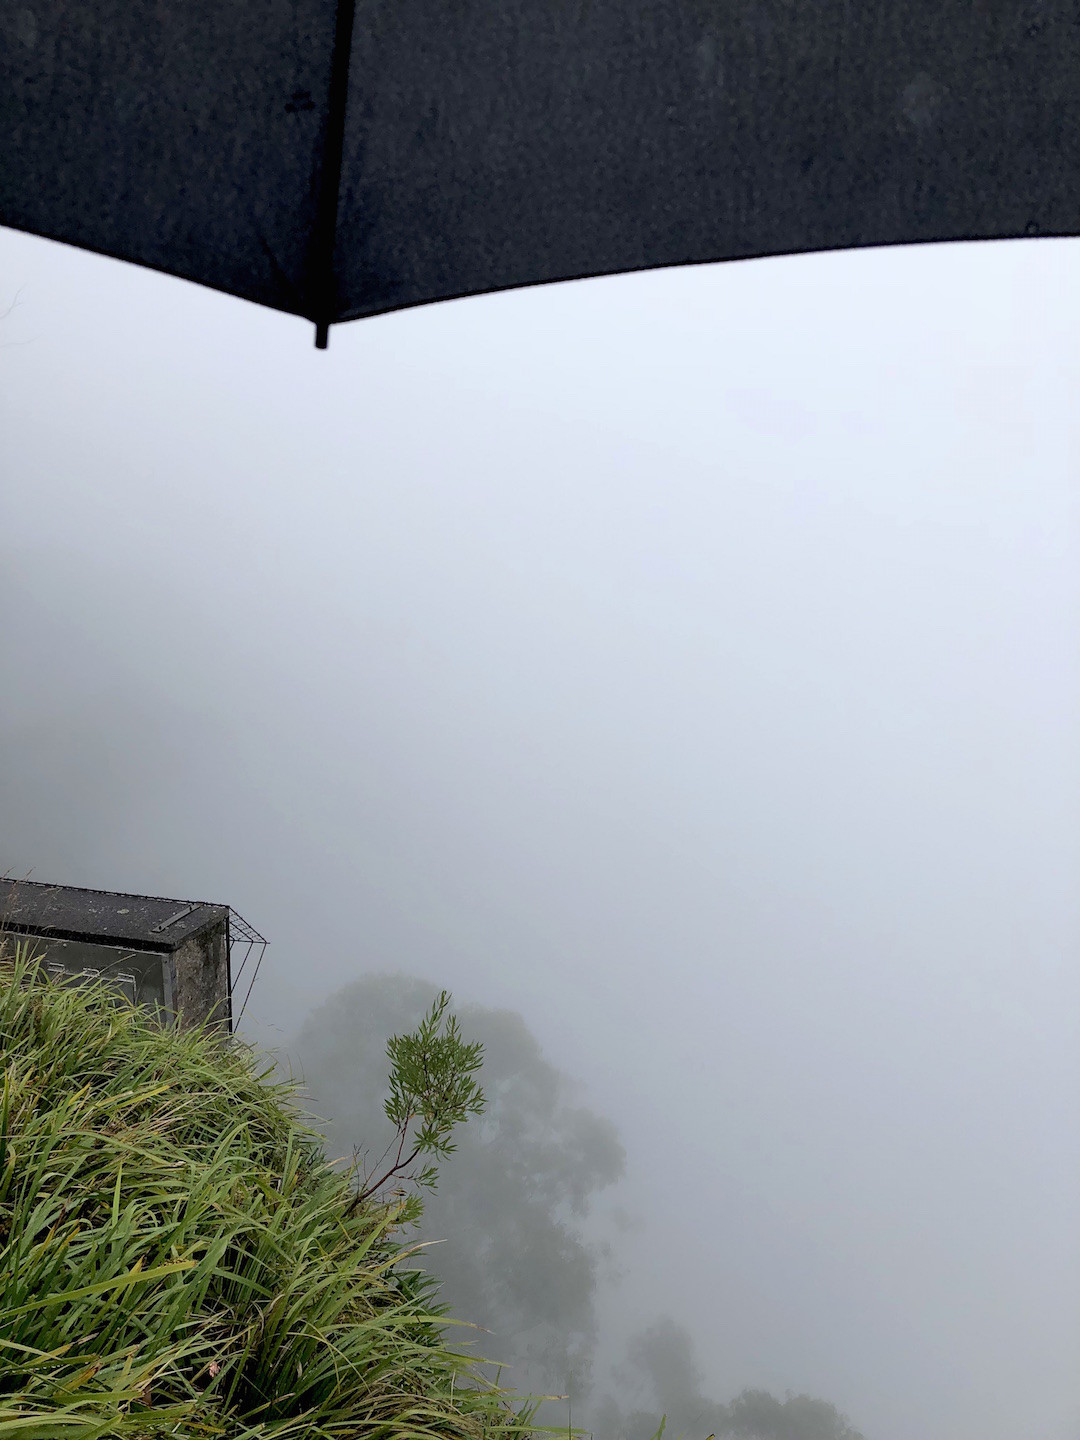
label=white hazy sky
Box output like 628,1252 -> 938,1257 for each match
2,226 -> 1079,1440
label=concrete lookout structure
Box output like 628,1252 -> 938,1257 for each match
0,878 -> 266,1033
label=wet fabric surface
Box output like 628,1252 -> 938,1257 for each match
4,0 -> 1079,338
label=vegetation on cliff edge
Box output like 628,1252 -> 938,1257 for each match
0,939 -> 544,1440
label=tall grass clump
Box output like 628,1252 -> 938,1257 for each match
0,938 -> 543,1440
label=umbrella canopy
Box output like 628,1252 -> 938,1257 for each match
4,0 -> 1079,346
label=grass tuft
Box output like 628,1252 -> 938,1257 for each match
0,938 -> 546,1440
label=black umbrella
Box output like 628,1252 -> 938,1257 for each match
4,0 -> 1078,347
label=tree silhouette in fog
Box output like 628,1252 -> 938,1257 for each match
289,973 -> 625,1408
592,1317 -> 866,1440
288,977 -> 867,1440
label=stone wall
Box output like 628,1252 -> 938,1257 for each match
167,919 -> 231,1032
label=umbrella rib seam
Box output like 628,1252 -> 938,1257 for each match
310,0 -> 358,346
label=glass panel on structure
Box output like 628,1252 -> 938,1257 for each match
28,937 -> 168,1015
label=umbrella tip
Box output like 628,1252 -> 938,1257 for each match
315,320 -> 329,350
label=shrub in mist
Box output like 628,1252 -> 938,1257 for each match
287,974 -> 626,1413
593,1317 -> 867,1440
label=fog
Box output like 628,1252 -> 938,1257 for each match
3,226 -> 1080,1440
